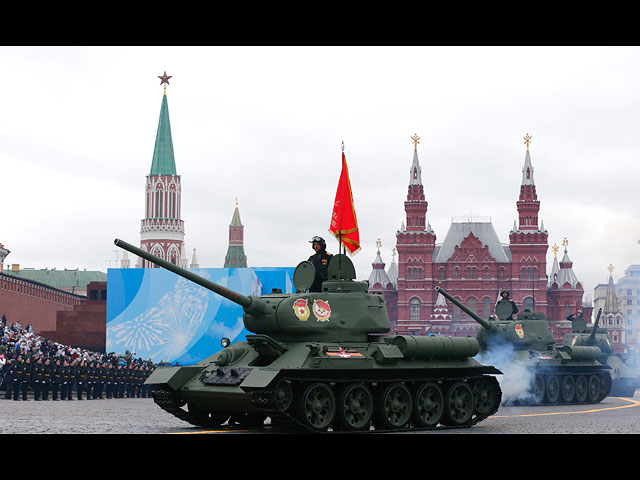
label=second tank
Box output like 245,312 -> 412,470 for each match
435,286 -> 612,405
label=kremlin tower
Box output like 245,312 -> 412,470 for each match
139,72 -> 186,268
223,200 -> 248,268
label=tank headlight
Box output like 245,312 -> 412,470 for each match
221,337 -> 231,348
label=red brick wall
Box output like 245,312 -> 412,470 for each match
0,273 -> 84,333
41,282 -> 107,352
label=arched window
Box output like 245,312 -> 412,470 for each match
483,297 -> 491,317
524,297 -> 534,311
467,298 -> 477,317
410,298 -> 420,321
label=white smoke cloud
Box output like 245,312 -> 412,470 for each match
477,343 -> 537,405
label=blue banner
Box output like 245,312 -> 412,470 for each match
106,267 -> 294,365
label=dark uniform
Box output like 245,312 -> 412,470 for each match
495,289 -> 519,320
60,360 -> 73,400
41,358 -> 52,400
307,236 -> 333,293
3,359 -> 16,399
32,358 -> 45,400
13,356 -> 28,401
75,361 -> 88,400
105,363 -> 114,399
114,364 -> 123,398
95,362 -> 106,399
51,359 -> 62,400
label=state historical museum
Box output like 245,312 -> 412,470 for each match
371,135 -> 588,343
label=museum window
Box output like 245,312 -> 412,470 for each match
410,298 -> 420,321
483,297 -> 491,317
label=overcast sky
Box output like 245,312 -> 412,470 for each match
1,46 -> 639,300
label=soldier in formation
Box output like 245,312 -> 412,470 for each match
0,322 -> 157,401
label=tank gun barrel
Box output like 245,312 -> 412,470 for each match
114,238 -> 266,314
588,308 -> 603,343
435,286 -> 493,330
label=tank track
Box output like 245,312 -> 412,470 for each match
151,372 -> 502,433
505,369 -> 612,406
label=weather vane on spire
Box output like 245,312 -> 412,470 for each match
607,264 -> 615,276
411,134 -> 420,151
524,134 -> 532,152
552,243 -> 559,258
158,71 -> 172,95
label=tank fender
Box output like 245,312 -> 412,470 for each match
144,365 -> 203,390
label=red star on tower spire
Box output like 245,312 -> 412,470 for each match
158,71 -> 172,94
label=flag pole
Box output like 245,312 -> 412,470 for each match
338,141 -> 344,274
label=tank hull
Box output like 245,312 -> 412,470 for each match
146,337 -> 503,432
482,348 -> 611,406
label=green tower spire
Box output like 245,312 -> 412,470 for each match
224,200 -> 248,268
150,75 -> 177,176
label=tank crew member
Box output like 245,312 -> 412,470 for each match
307,236 -> 333,292
495,289 -> 518,320
566,310 -> 583,321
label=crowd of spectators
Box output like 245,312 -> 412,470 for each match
0,315 -> 157,401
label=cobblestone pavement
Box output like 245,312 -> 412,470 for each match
0,396 -> 191,434
2,393 -> 640,434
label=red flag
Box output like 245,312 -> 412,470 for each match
329,151 -> 361,255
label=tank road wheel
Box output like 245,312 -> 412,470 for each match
599,373 -> 612,400
413,382 -> 444,428
299,382 -> 336,432
575,375 -> 589,403
588,375 -> 601,402
274,380 -> 293,412
472,378 -> 498,415
530,374 -> 546,405
373,382 -> 413,430
561,375 -> 576,403
335,383 -> 374,431
187,403 -> 230,427
545,375 -> 560,404
442,381 -> 474,427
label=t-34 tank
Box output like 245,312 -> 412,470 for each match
435,286 -> 611,406
564,308 -> 639,397
114,238 -> 502,432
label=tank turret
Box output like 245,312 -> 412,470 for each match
114,238 -> 502,432
564,308 -> 614,354
434,285 -> 611,406
434,286 -> 555,351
